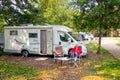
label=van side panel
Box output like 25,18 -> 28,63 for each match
4,27 -> 53,55
26,29 -> 40,54
4,28 -> 25,53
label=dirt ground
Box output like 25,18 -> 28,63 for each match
0,52 -> 111,80
0,53 -> 94,68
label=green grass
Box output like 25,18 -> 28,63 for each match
0,62 -> 37,80
86,42 -> 120,80
86,42 -> 110,54
89,54 -> 120,80
98,60 -> 120,79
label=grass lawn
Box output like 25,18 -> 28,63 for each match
86,42 -> 120,80
85,37 -> 120,80
0,42 -> 120,80
0,62 -> 37,80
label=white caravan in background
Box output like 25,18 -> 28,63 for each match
4,24 -> 88,56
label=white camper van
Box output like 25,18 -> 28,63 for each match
4,25 -> 88,56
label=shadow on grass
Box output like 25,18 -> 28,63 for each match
86,42 -> 120,80
0,62 -> 37,80
89,54 -> 120,80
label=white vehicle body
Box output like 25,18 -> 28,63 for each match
4,25 -> 88,56
80,32 -> 94,41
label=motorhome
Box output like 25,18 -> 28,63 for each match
4,24 -> 88,56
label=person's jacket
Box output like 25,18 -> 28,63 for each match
70,46 -> 82,56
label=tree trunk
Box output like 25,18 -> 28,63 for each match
96,14 -> 103,54
97,26 -> 102,54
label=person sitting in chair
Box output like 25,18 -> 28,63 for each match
70,43 -> 82,61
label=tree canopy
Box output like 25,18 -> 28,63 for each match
0,0 -> 75,27
69,0 -> 120,53
0,0 -> 38,26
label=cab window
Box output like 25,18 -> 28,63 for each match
58,32 -> 70,42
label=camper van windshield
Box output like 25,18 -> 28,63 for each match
68,32 -> 81,41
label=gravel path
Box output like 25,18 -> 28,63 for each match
101,37 -> 120,60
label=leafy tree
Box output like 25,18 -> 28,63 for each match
0,13 -> 5,32
37,0 -> 73,26
91,0 -> 120,53
0,0 -> 74,27
0,22 -> 4,32
0,0 -> 38,26
71,0 -> 120,53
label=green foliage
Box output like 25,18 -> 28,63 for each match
72,0 -> 120,53
0,48 -> 3,56
37,0 -> 73,26
0,0 -> 38,25
71,0 -> 120,32
0,22 -> 4,32
0,62 -> 37,80
0,0 -> 74,27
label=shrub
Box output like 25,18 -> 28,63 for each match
0,47 -> 3,56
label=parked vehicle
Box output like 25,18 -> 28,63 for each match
80,32 -> 94,41
4,24 -> 88,56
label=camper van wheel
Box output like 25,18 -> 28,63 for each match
22,50 -> 29,57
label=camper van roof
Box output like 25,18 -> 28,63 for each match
49,25 -> 73,32
5,25 -> 73,32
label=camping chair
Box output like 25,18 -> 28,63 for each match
72,55 -> 81,68
70,51 -> 81,67
54,46 -> 64,63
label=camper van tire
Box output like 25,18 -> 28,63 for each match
21,50 -> 29,57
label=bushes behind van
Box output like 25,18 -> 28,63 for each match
0,47 -> 3,56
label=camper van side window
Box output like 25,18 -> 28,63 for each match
29,33 -> 37,38
10,30 -> 18,35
